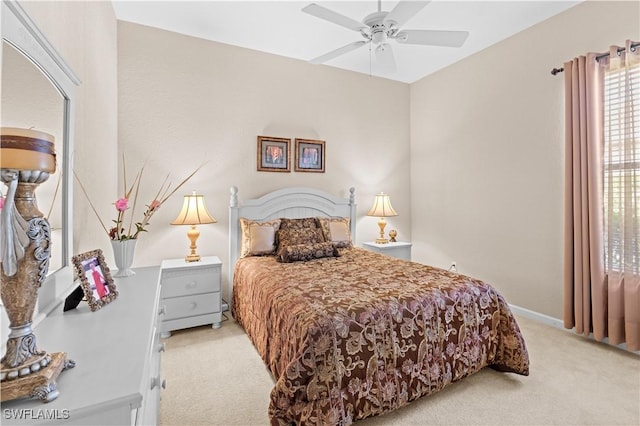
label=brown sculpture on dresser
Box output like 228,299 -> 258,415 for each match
0,127 -> 74,403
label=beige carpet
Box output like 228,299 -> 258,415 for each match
159,315 -> 639,425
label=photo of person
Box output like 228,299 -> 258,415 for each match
295,139 -> 325,172
84,259 -> 109,300
72,249 -> 118,311
265,145 -> 284,164
257,136 -> 291,172
301,147 -> 319,166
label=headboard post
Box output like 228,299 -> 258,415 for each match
228,186 -> 240,301
349,187 -> 357,242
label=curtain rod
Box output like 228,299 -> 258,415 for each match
550,42 -> 640,76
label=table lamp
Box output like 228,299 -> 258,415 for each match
171,191 -> 216,262
367,192 -> 398,244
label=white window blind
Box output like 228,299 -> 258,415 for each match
603,61 -> 640,274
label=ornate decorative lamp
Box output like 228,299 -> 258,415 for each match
0,127 -> 74,403
367,192 -> 398,244
171,191 -> 217,262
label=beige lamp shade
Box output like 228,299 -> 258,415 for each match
171,192 -> 216,262
171,192 -> 217,226
367,192 -> 398,244
367,192 -> 398,218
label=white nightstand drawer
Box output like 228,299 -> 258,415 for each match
163,292 -> 221,321
160,256 -> 223,336
161,266 -> 221,298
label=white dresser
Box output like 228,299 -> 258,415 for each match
1,266 -> 165,425
362,241 -> 412,261
160,256 -> 223,338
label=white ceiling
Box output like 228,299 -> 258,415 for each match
112,0 -> 580,84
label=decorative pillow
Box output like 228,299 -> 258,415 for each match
317,217 -> 352,248
240,218 -> 281,258
277,227 -> 325,249
279,217 -> 319,230
278,241 -> 339,263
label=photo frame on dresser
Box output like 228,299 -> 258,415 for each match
71,249 -> 118,311
257,135 -> 291,172
295,138 -> 325,172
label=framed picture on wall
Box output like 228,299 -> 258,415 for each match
71,249 -> 118,312
257,136 -> 291,172
295,138 -> 325,173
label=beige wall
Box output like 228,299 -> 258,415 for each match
117,22 -> 411,293
409,0 -> 640,319
19,0 -> 119,256
15,0 -> 638,321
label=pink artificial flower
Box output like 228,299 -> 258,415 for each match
148,199 -> 161,212
0,195 -> 4,211
115,197 -> 129,212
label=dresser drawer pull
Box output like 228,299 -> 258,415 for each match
186,281 -> 197,289
158,343 -> 166,353
158,305 -> 166,316
189,302 -> 197,310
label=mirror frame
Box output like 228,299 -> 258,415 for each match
1,0 -> 80,321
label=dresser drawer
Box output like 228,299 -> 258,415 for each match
163,292 -> 221,321
161,266 -> 221,298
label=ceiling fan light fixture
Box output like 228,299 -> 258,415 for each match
372,29 -> 387,45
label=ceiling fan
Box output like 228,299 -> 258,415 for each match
302,0 -> 469,72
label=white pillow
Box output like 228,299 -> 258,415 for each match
240,218 -> 281,258
317,217 -> 352,248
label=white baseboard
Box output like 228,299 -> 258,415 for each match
508,303 -> 564,329
509,303 -> 639,354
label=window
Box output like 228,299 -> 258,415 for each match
603,61 -> 640,274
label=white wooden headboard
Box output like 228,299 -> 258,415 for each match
228,186 -> 356,298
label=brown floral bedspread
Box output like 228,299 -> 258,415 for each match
232,248 -> 529,425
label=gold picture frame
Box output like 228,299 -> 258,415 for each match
295,138 -> 325,173
71,249 -> 118,312
257,135 -> 291,172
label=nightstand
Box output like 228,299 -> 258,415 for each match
362,241 -> 412,260
160,256 -> 222,338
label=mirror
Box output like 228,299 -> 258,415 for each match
1,1 -> 80,323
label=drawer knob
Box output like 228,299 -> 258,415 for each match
158,305 -> 166,316
158,343 -> 166,353
151,377 -> 167,390
189,302 -> 197,310
186,281 -> 197,289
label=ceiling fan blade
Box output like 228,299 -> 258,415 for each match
309,40 -> 368,64
396,30 -> 469,47
302,3 -> 366,32
384,1 -> 430,28
375,43 -> 397,73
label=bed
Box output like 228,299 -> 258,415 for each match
229,186 -> 529,425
